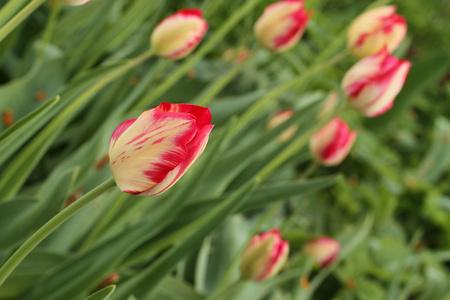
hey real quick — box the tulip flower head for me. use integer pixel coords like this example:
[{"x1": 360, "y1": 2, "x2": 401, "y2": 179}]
[
  {"x1": 303, "y1": 237, "x2": 341, "y2": 267},
  {"x1": 240, "y1": 229, "x2": 289, "y2": 281},
  {"x1": 347, "y1": 6, "x2": 407, "y2": 58},
  {"x1": 254, "y1": 0, "x2": 310, "y2": 52},
  {"x1": 109, "y1": 102, "x2": 213, "y2": 196},
  {"x1": 151, "y1": 9, "x2": 208, "y2": 60},
  {"x1": 266, "y1": 109, "x2": 298, "y2": 142},
  {"x1": 342, "y1": 48, "x2": 411, "y2": 117},
  {"x1": 61, "y1": 0, "x2": 91, "y2": 5},
  {"x1": 310, "y1": 118, "x2": 357, "y2": 166}
]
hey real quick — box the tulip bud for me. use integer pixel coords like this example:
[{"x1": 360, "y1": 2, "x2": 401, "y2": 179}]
[
  {"x1": 240, "y1": 229, "x2": 289, "y2": 281},
  {"x1": 347, "y1": 6, "x2": 407, "y2": 58},
  {"x1": 109, "y1": 102, "x2": 213, "y2": 196},
  {"x1": 303, "y1": 237, "x2": 341, "y2": 267},
  {"x1": 316, "y1": 91, "x2": 339, "y2": 120},
  {"x1": 266, "y1": 109, "x2": 297, "y2": 142},
  {"x1": 341, "y1": 48, "x2": 411, "y2": 117},
  {"x1": 310, "y1": 118, "x2": 357, "y2": 166},
  {"x1": 254, "y1": 0, "x2": 310, "y2": 52},
  {"x1": 60, "y1": 0, "x2": 91, "y2": 5},
  {"x1": 151, "y1": 9, "x2": 208, "y2": 60}
]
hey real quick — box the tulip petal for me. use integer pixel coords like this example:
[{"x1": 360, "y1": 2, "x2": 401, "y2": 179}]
[
  {"x1": 151, "y1": 9, "x2": 208, "y2": 60},
  {"x1": 157, "y1": 102, "x2": 212, "y2": 128},
  {"x1": 109, "y1": 109, "x2": 197, "y2": 194},
  {"x1": 141, "y1": 123, "x2": 214, "y2": 196}
]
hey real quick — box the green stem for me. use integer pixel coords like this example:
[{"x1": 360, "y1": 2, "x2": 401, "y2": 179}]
[
  {"x1": 0, "y1": 177, "x2": 116, "y2": 287},
  {"x1": 132, "y1": 0, "x2": 264, "y2": 111},
  {"x1": 0, "y1": 0, "x2": 28, "y2": 27},
  {"x1": 0, "y1": 0, "x2": 47, "y2": 43},
  {"x1": 37, "y1": 0, "x2": 61, "y2": 61},
  {"x1": 300, "y1": 162, "x2": 319, "y2": 180}
]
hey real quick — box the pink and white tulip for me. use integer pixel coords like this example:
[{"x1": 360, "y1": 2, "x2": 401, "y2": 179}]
[
  {"x1": 342, "y1": 48, "x2": 411, "y2": 117},
  {"x1": 347, "y1": 6, "x2": 407, "y2": 58},
  {"x1": 310, "y1": 118, "x2": 357, "y2": 166},
  {"x1": 109, "y1": 102, "x2": 213, "y2": 196},
  {"x1": 266, "y1": 109, "x2": 298, "y2": 142},
  {"x1": 151, "y1": 9, "x2": 208, "y2": 60},
  {"x1": 303, "y1": 237, "x2": 341, "y2": 267},
  {"x1": 254, "y1": 0, "x2": 310, "y2": 52},
  {"x1": 61, "y1": 0, "x2": 91, "y2": 5},
  {"x1": 240, "y1": 229, "x2": 289, "y2": 281}
]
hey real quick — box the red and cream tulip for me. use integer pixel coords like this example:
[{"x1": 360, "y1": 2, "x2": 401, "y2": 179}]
[
  {"x1": 310, "y1": 118, "x2": 357, "y2": 166},
  {"x1": 109, "y1": 102, "x2": 213, "y2": 196},
  {"x1": 151, "y1": 9, "x2": 208, "y2": 60},
  {"x1": 347, "y1": 6, "x2": 407, "y2": 58},
  {"x1": 303, "y1": 237, "x2": 341, "y2": 267},
  {"x1": 342, "y1": 48, "x2": 411, "y2": 117},
  {"x1": 254, "y1": 0, "x2": 310, "y2": 52},
  {"x1": 61, "y1": 0, "x2": 91, "y2": 5},
  {"x1": 240, "y1": 229, "x2": 289, "y2": 281},
  {"x1": 266, "y1": 109, "x2": 298, "y2": 142}
]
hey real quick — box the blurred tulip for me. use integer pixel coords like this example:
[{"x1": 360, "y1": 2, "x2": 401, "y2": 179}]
[
  {"x1": 61, "y1": 0, "x2": 91, "y2": 5},
  {"x1": 310, "y1": 118, "x2": 357, "y2": 166},
  {"x1": 303, "y1": 237, "x2": 341, "y2": 267},
  {"x1": 266, "y1": 109, "x2": 298, "y2": 142},
  {"x1": 347, "y1": 6, "x2": 407, "y2": 58},
  {"x1": 151, "y1": 9, "x2": 208, "y2": 60},
  {"x1": 240, "y1": 229, "x2": 289, "y2": 281},
  {"x1": 109, "y1": 102, "x2": 213, "y2": 196},
  {"x1": 254, "y1": 0, "x2": 310, "y2": 52},
  {"x1": 316, "y1": 91, "x2": 339, "y2": 120},
  {"x1": 342, "y1": 48, "x2": 411, "y2": 117}
]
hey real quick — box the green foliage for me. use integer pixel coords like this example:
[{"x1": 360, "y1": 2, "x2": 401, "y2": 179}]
[{"x1": 0, "y1": 0, "x2": 449, "y2": 299}]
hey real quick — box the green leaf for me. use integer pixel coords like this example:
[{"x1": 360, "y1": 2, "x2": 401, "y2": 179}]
[
  {"x1": 155, "y1": 276, "x2": 206, "y2": 300},
  {"x1": 0, "y1": 95, "x2": 59, "y2": 168},
  {"x1": 113, "y1": 179, "x2": 259, "y2": 299},
  {"x1": 416, "y1": 117, "x2": 450, "y2": 183},
  {"x1": 82, "y1": 285, "x2": 116, "y2": 300}
]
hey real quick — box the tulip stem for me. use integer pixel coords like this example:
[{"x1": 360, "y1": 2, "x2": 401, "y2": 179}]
[
  {"x1": 0, "y1": 0, "x2": 47, "y2": 43},
  {"x1": 300, "y1": 162, "x2": 319, "y2": 179},
  {"x1": 0, "y1": 177, "x2": 117, "y2": 287}
]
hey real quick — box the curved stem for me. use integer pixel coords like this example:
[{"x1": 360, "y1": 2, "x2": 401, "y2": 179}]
[
  {"x1": 0, "y1": 0, "x2": 47, "y2": 43},
  {"x1": 0, "y1": 177, "x2": 116, "y2": 287}
]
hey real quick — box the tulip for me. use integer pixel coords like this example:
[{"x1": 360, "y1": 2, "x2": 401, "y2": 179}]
[
  {"x1": 347, "y1": 6, "x2": 407, "y2": 58},
  {"x1": 109, "y1": 102, "x2": 213, "y2": 196},
  {"x1": 266, "y1": 109, "x2": 297, "y2": 142},
  {"x1": 310, "y1": 118, "x2": 357, "y2": 166},
  {"x1": 61, "y1": 0, "x2": 91, "y2": 5},
  {"x1": 316, "y1": 91, "x2": 339, "y2": 120},
  {"x1": 240, "y1": 229, "x2": 289, "y2": 281},
  {"x1": 303, "y1": 237, "x2": 341, "y2": 267},
  {"x1": 342, "y1": 48, "x2": 411, "y2": 117},
  {"x1": 151, "y1": 9, "x2": 208, "y2": 60},
  {"x1": 254, "y1": 0, "x2": 310, "y2": 52}
]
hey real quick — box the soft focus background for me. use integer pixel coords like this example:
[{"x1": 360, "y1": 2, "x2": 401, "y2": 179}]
[{"x1": 0, "y1": 0, "x2": 449, "y2": 299}]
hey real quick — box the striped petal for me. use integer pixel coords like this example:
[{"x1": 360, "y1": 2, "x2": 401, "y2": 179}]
[{"x1": 109, "y1": 109, "x2": 197, "y2": 194}]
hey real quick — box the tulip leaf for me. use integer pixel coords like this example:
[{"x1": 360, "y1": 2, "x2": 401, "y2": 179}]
[
  {"x1": 0, "y1": 95, "x2": 59, "y2": 168},
  {"x1": 416, "y1": 117, "x2": 450, "y2": 184},
  {"x1": 366, "y1": 50, "x2": 450, "y2": 129},
  {"x1": 0, "y1": 250, "x2": 69, "y2": 299},
  {"x1": 0, "y1": 60, "x2": 134, "y2": 201},
  {"x1": 82, "y1": 285, "x2": 116, "y2": 300},
  {"x1": 113, "y1": 178, "x2": 259, "y2": 299}
]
